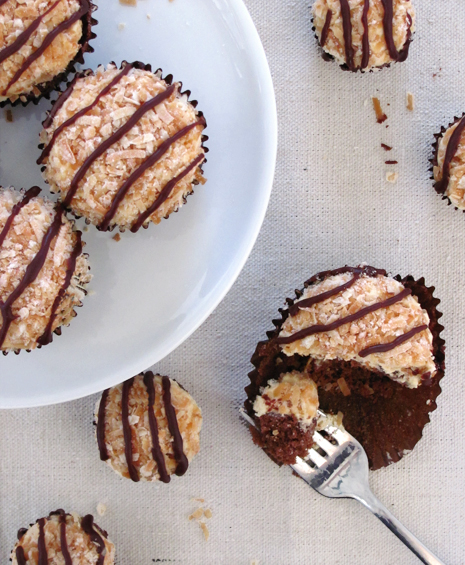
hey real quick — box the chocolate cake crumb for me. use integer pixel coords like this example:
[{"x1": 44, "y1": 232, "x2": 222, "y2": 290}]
[
  {"x1": 372, "y1": 97, "x2": 387, "y2": 124},
  {"x1": 5, "y1": 109, "x2": 13, "y2": 122},
  {"x1": 407, "y1": 92, "x2": 415, "y2": 111},
  {"x1": 385, "y1": 160, "x2": 398, "y2": 165},
  {"x1": 381, "y1": 143, "x2": 392, "y2": 151}
]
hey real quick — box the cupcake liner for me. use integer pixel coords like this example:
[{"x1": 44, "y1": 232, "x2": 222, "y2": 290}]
[
  {"x1": 0, "y1": 0, "x2": 98, "y2": 108},
  {"x1": 245, "y1": 266, "x2": 445, "y2": 471},
  {"x1": 39, "y1": 61, "x2": 208, "y2": 233},
  {"x1": 430, "y1": 113, "x2": 465, "y2": 213}
]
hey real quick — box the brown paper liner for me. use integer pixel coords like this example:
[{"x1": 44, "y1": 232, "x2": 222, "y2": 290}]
[
  {"x1": 0, "y1": 0, "x2": 98, "y2": 108},
  {"x1": 430, "y1": 114, "x2": 465, "y2": 213},
  {"x1": 39, "y1": 61, "x2": 208, "y2": 233},
  {"x1": 245, "y1": 266, "x2": 445, "y2": 470}
]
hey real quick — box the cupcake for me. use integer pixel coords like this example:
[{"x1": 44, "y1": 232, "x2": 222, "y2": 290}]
[
  {"x1": 38, "y1": 62, "x2": 208, "y2": 233},
  {"x1": 0, "y1": 0, "x2": 96, "y2": 106},
  {"x1": 312, "y1": 0, "x2": 415, "y2": 71},
  {"x1": 95, "y1": 372, "x2": 202, "y2": 483},
  {"x1": 245, "y1": 265, "x2": 445, "y2": 469},
  {"x1": 12, "y1": 509, "x2": 115, "y2": 565},
  {"x1": 432, "y1": 115, "x2": 465, "y2": 211},
  {"x1": 0, "y1": 186, "x2": 91, "y2": 353}
]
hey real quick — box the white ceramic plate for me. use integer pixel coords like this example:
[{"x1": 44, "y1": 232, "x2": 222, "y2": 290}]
[{"x1": 0, "y1": 0, "x2": 277, "y2": 408}]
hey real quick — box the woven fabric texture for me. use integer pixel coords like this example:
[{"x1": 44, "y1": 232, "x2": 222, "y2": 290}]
[{"x1": 1, "y1": 0, "x2": 464, "y2": 563}]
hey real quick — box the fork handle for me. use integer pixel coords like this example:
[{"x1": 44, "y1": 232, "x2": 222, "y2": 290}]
[{"x1": 354, "y1": 490, "x2": 446, "y2": 565}]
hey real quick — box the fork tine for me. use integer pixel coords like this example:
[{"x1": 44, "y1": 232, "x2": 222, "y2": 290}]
[
  {"x1": 312, "y1": 430, "x2": 338, "y2": 455},
  {"x1": 306, "y1": 447, "x2": 327, "y2": 467}
]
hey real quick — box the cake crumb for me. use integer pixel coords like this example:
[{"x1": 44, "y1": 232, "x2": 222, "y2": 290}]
[
  {"x1": 112, "y1": 233, "x2": 121, "y2": 242},
  {"x1": 250, "y1": 561, "x2": 260, "y2": 565},
  {"x1": 371, "y1": 96, "x2": 387, "y2": 124},
  {"x1": 386, "y1": 171, "x2": 398, "y2": 183},
  {"x1": 406, "y1": 92, "x2": 414, "y2": 111},
  {"x1": 5, "y1": 109, "x2": 13, "y2": 122},
  {"x1": 120, "y1": 0, "x2": 136, "y2": 5},
  {"x1": 146, "y1": 13, "x2": 151, "y2": 19},
  {"x1": 337, "y1": 377, "x2": 351, "y2": 397},
  {"x1": 96, "y1": 503, "x2": 107, "y2": 516},
  {"x1": 117, "y1": 23, "x2": 126, "y2": 30},
  {"x1": 204, "y1": 508, "x2": 212, "y2": 519},
  {"x1": 381, "y1": 143, "x2": 392, "y2": 151},
  {"x1": 191, "y1": 498, "x2": 205, "y2": 503},
  {"x1": 199, "y1": 522, "x2": 209, "y2": 541},
  {"x1": 189, "y1": 508, "x2": 204, "y2": 521}
]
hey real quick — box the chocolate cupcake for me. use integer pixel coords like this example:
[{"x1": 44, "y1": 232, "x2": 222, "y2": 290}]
[
  {"x1": 38, "y1": 62, "x2": 207, "y2": 233},
  {"x1": 12, "y1": 509, "x2": 115, "y2": 564},
  {"x1": 245, "y1": 266, "x2": 445, "y2": 470},
  {"x1": 0, "y1": 186, "x2": 91, "y2": 353},
  {"x1": 0, "y1": 0, "x2": 96, "y2": 107},
  {"x1": 312, "y1": 0, "x2": 415, "y2": 71},
  {"x1": 432, "y1": 115, "x2": 465, "y2": 211},
  {"x1": 95, "y1": 372, "x2": 202, "y2": 483}
]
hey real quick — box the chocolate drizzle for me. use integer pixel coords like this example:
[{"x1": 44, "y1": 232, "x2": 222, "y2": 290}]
[
  {"x1": 143, "y1": 372, "x2": 170, "y2": 483},
  {"x1": 359, "y1": 324, "x2": 428, "y2": 358},
  {"x1": 15, "y1": 547, "x2": 26, "y2": 565},
  {"x1": 38, "y1": 63, "x2": 134, "y2": 164},
  {"x1": 0, "y1": 0, "x2": 62, "y2": 67},
  {"x1": 17, "y1": 528, "x2": 27, "y2": 540},
  {"x1": 122, "y1": 377, "x2": 139, "y2": 482},
  {"x1": 289, "y1": 273, "x2": 359, "y2": 317},
  {"x1": 98, "y1": 118, "x2": 205, "y2": 231},
  {"x1": 434, "y1": 116, "x2": 465, "y2": 195},
  {"x1": 37, "y1": 231, "x2": 82, "y2": 346},
  {"x1": 81, "y1": 515, "x2": 106, "y2": 565},
  {"x1": 360, "y1": 0, "x2": 370, "y2": 69},
  {"x1": 97, "y1": 388, "x2": 110, "y2": 461},
  {"x1": 0, "y1": 208, "x2": 64, "y2": 349},
  {"x1": 276, "y1": 287, "x2": 412, "y2": 345},
  {"x1": 60, "y1": 514, "x2": 72, "y2": 565},
  {"x1": 339, "y1": 0, "x2": 354, "y2": 71},
  {"x1": 162, "y1": 376, "x2": 188, "y2": 476},
  {"x1": 131, "y1": 153, "x2": 205, "y2": 233},
  {"x1": 62, "y1": 83, "x2": 176, "y2": 207},
  {"x1": 2, "y1": 0, "x2": 90, "y2": 96},
  {"x1": 0, "y1": 186, "x2": 40, "y2": 248},
  {"x1": 43, "y1": 76, "x2": 79, "y2": 129},
  {"x1": 380, "y1": 0, "x2": 412, "y2": 62},
  {"x1": 38, "y1": 518, "x2": 47, "y2": 565},
  {"x1": 320, "y1": 10, "x2": 332, "y2": 47}
]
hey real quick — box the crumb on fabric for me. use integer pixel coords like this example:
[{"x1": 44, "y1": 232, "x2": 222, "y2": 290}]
[
  {"x1": 147, "y1": 13, "x2": 151, "y2": 18},
  {"x1": 381, "y1": 143, "x2": 392, "y2": 151},
  {"x1": 117, "y1": 23, "x2": 126, "y2": 30},
  {"x1": 199, "y1": 522, "x2": 209, "y2": 541},
  {"x1": 385, "y1": 160, "x2": 398, "y2": 165},
  {"x1": 5, "y1": 109, "x2": 13, "y2": 122},
  {"x1": 112, "y1": 233, "x2": 121, "y2": 242},
  {"x1": 189, "y1": 499, "x2": 213, "y2": 541},
  {"x1": 406, "y1": 92, "x2": 414, "y2": 111},
  {"x1": 372, "y1": 97, "x2": 387, "y2": 124},
  {"x1": 120, "y1": 0, "x2": 137, "y2": 5},
  {"x1": 386, "y1": 171, "x2": 398, "y2": 183},
  {"x1": 96, "y1": 503, "x2": 107, "y2": 516}
]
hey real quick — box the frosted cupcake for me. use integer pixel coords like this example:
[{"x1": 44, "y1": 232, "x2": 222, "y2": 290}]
[
  {"x1": 12, "y1": 510, "x2": 115, "y2": 565},
  {"x1": 38, "y1": 62, "x2": 207, "y2": 232},
  {"x1": 246, "y1": 265, "x2": 445, "y2": 469},
  {"x1": 312, "y1": 0, "x2": 415, "y2": 71},
  {"x1": 0, "y1": 186, "x2": 91, "y2": 353},
  {"x1": 0, "y1": 0, "x2": 96, "y2": 106},
  {"x1": 95, "y1": 372, "x2": 202, "y2": 483}
]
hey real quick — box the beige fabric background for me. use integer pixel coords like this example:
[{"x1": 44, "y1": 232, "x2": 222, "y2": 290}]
[{"x1": 1, "y1": 0, "x2": 465, "y2": 563}]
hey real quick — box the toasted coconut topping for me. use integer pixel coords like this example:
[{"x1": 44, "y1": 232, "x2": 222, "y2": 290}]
[
  {"x1": 0, "y1": 187, "x2": 90, "y2": 351},
  {"x1": 0, "y1": 0, "x2": 85, "y2": 101},
  {"x1": 278, "y1": 272, "x2": 436, "y2": 388},
  {"x1": 313, "y1": 0, "x2": 415, "y2": 71},
  {"x1": 95, "y1": 374, "x2": 202, "y2": 482},
  {"x1": 40, "y1": 63, "x2": 206, "y2": 231},
  {"x1": 253, "y1": 371, "x2": 319, "y2": 427},
  {"x1": 11, "y1": 511, "x2": 115, "y2": 565},
  {"x1": 434, "y1": 119, "x2": 465, "y2": 210}
]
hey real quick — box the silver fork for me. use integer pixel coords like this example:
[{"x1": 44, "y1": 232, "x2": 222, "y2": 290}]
[{"x1": 240, "y1": 408, "x2": 445, "y2": 565}]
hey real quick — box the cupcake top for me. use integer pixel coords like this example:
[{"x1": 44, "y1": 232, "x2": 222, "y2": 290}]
[
  {"x1": 0, "y1": 186, "x2": 90, "y2": 352},
  {"x1": 12, "y1": 510, "x2": 115, "y2": 565},
  {"x1": 276, "y1": 266, "x2": 435, "y2": 388},
  {"x1": 433, "y1": 116, "x2": 465, "y2": 210},
  {"x1": 312, "y1": 0, "x2": 415, "y2": 71},
  {"x1": 0, "y1": 0, "x2": 93, "y2": 105},
  {"x1": 39, "y1": 62, "x2": 207, "y2": 232},
  {"x1": 95, "y1": 372, "x2": 202, "y2": 483}
]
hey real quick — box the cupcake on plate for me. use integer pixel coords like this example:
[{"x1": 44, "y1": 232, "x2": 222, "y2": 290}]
[
  {"x1": 12, "y1": 509, "x2": 115, "y2": 565},
  {"x1": 312, "y1": 0, "x2": 415, "y2": 71},
  {"x1": 0, "y1": 186, "x2": 91, "y2": 353},
  {"x1": 38, "y1": 62, "x2": 208, "y2": 233},
  {"x1": 95, "y1": 372, "x2": 202, "y2": 483},
  {"x1": 245, "y1": 265, "x2": 445, "y2": 469},
  {"x1": 0, "y1": 0, "x2": 96, "y2": 106},
  {"x1": 432, "y1": 114, "x2": 465, "y2": 211}
]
